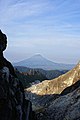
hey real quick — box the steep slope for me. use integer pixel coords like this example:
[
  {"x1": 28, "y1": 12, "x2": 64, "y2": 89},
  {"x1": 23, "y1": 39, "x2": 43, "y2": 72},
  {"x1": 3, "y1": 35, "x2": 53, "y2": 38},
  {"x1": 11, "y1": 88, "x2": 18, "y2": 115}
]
[
  {"x1": 25, "y1": 62, "x2": 80, "y2": 120},
  {"x1": 25, "y1": 62, "x2": 80, "y2": 112},
  {"x1": 26, "y1": 62, "x2": 80, "y2": 95},
  {"x1": 13, "y1": 54, "x2": 74, "y2": 70}
]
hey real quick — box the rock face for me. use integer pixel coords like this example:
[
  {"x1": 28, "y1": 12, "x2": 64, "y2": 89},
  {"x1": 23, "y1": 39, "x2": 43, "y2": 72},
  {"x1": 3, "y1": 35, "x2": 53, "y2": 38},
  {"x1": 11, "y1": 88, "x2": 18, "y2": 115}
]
[
  {"x1": 36, "y1": 82, "x2": 80, "y2": 120},
  {"x1": 0, "y1": 30, "x2": 33, "y2": 120}
]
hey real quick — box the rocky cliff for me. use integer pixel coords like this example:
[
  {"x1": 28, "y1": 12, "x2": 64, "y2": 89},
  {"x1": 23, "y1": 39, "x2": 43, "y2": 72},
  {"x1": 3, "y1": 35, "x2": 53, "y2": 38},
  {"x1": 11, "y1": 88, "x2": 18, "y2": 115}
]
[{"x1": 0, "y1": 30, "x2": 34, "y2": 120}]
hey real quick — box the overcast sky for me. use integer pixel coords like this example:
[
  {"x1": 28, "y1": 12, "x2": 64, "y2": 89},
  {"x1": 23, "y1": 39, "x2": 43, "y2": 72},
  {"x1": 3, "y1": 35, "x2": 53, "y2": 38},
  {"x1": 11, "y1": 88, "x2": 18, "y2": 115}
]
[{"x1": 0, "y1": 0, "x2": 80, "y2": 64}]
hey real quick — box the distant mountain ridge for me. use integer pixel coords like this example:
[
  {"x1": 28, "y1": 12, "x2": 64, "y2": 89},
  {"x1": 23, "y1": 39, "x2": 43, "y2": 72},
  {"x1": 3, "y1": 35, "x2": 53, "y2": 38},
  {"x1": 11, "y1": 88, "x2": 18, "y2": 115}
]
[
  {"x1": 15, "y1": 66, "x2": 68, "y2": 80},
  {"x1": 13, "y1": 54, "x2": 75, "y2": 70}
]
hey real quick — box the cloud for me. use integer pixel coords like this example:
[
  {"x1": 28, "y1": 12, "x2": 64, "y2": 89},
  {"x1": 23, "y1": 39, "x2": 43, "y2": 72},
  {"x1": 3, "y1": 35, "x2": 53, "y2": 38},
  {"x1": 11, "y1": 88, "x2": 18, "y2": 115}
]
[{"x1": 0, "y1": 0, "x2": 51, "y2": 24}]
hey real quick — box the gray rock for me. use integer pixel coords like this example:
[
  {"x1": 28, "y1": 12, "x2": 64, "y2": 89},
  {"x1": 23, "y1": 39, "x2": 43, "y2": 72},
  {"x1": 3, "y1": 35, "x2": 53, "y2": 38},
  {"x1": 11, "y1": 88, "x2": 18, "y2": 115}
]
[{"x1": 37, "y1": 86, "x2": 80, "y2": 120}]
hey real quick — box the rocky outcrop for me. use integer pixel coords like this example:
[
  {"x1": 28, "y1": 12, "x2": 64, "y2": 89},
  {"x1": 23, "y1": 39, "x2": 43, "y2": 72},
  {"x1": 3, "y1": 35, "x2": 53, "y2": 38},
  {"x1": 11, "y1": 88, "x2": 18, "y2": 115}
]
[
  {"x1": 61, "y1": 79, "x2": 80, "y2": 95},
  {"x1": 0, "y1": 30, "x2": 33, "y2": 120}
]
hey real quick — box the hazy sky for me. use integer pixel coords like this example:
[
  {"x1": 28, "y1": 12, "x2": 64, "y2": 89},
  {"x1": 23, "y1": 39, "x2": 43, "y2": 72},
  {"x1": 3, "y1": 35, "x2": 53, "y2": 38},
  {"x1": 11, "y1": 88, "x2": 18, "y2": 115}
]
[{"x1": 0, "y1": 0, "x2": 80, "y2": 64}]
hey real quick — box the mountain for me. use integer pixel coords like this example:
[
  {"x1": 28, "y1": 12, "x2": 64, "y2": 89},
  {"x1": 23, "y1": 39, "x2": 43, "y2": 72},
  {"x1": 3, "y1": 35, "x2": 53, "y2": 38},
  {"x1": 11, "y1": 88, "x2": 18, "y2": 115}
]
[
  {"x1": 25, "y1": 62, "x2": 80, "y2": 110},
  {"x1": 25, "y1": 62, "x2": 80, "y2": 120},
  {"x1": 26, "y1": 62, "x2": 80, "y2": 95},
  {"x1": 13, "y1": 54, "x2": 75, "y2": 70}
]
